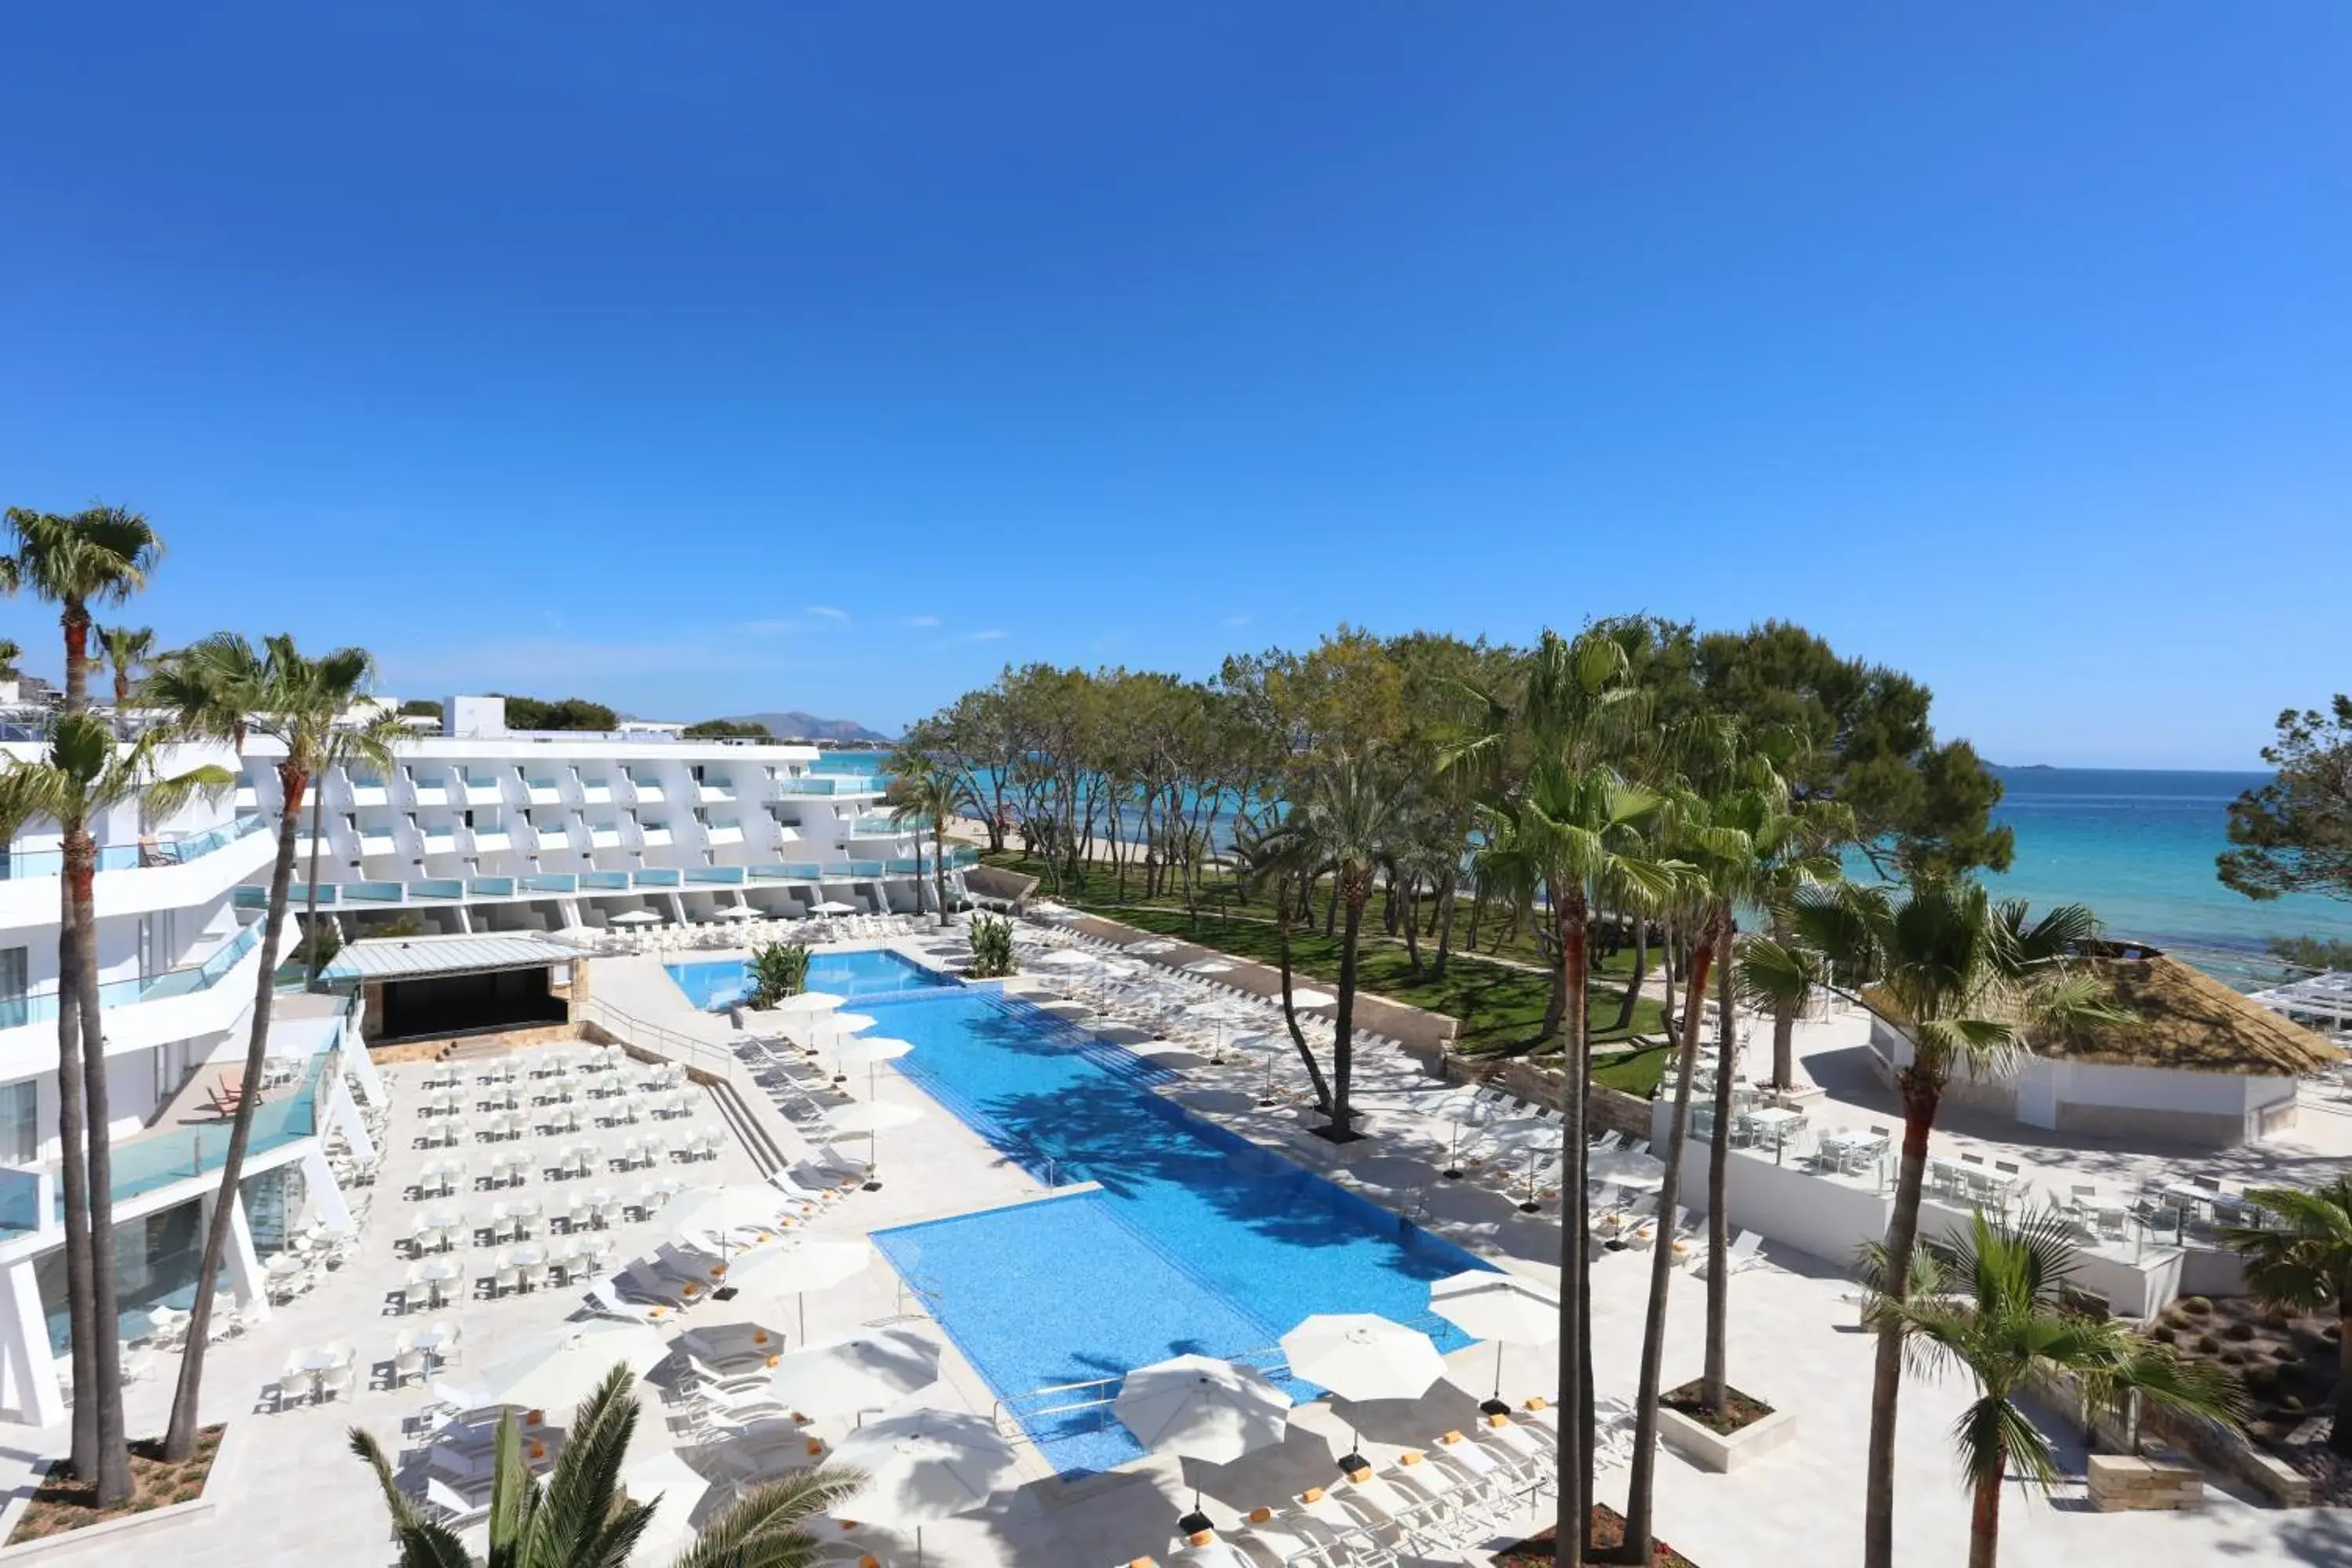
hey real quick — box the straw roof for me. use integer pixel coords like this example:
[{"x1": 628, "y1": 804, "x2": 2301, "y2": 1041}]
[{"x1": 1867, "y1": 953, "x2": 2341, "y2": 1078}]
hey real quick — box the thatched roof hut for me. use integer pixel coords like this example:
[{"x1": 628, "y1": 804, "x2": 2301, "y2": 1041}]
[{"x1": 1868, "y1": 949, "x2": 2341, "y2": 1078}]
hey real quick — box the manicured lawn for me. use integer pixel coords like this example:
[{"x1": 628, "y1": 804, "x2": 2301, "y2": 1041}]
[{"x1": 985, "y1": 851, "x2": 1667, "y2": 1080}]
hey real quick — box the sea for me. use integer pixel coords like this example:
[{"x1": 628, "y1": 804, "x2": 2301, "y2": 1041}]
[{"x1": 818, "y1": 751, "x2": 2351, "y2": 987}]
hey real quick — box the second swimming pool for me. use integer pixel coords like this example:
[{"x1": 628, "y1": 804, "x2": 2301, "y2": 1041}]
[{"x1": 865, "y1": 987, "x2": 1490, "y2": 1473}]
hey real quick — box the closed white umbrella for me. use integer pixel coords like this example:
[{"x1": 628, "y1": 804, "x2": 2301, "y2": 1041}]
[
  {"x1": 768, "y1": 1327, "x2": 941, "y2": 1417},
  {"x1": 1185, "y1": 999, "x2": 1258, "y2": 1063},
  {"x1": 812, "y1": 900, "x2": 858, "y2": 916},
  {"x1": 1287, "y1": 989, "x2": 1337, "y2": 1010},
  {"x1": 1184, "y1": 958, "x2": 1236, "y2": 975},
  {"x1": 1227, "y1": 1032, "x2": 1289, "y2": 1105},
  {"x1": 821, "y1": 1409, "x2": 1021, "y2": 1565},
  {"x1": 1032, "y1": 949, "x2": 1101, "y2": 970},
  {"x1": 455, "y1": 1320, "x2": 672, "y2": 1415},
  {"x1": 1279, "y1": 1312, "x2": 1446, "y2": 1468},
  {"x1": 1430, "y1": 1269, "x2": 1561, "y2": 1414},
  {"x1": 1114, "y1": 1355, "x2": 1292, "y2": 1531}
]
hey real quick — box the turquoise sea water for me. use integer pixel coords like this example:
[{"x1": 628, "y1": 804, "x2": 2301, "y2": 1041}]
[{"x1": 1974, "y1": 768, "x2": 2352, "y2": 978}]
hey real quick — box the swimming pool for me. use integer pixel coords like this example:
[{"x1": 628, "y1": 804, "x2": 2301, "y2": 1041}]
[
  {"x1": 665, "y1": 949, "x2": 953, "y2": 1010},
  {"x1": 864, "y1": 988, "x2": 1492, "y2": 1473}
]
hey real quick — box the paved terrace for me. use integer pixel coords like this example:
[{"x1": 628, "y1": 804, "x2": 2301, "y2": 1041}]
[{"x1": 2, "y1": 929, "x2": 2343, "y2": 1567}]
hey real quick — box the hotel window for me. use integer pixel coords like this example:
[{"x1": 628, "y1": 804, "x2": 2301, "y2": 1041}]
[{"x1": 0, "y1": 1080, "x2": 34, "y2": 1164}]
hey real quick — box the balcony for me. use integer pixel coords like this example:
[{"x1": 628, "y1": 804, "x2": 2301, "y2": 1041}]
[
  {"x1": 1, "y1": 814, "x2": 269, "y2": 880},
  {"x1": 470, "y1": 827, "x2": 513, "y2": 853},
  {"x1": 460, "y1": 779, "x2": 503, "y2": 807},
  {"x1": 526, "y1": 779, "x2": 563, "y2": 806},
  {"x1": 534, "y1": 826, "x2": 571, "y2": 850},
  {"x1": 0, "y1": 920, "x2": 264, "y2": 1028},
  {"x1": 695, "y1": 779, "x2": 736, "y2": 804},
  {"x1": 775, "y1": 778, "x2": 845, "y2": 797},
  {"x1": 848, "y1": 815, "x2": 922, "y2": 837},
  {"x1": 640, "y1": 825, "x2": 673, "y2": 848},
  {"x1": 588, "y1": 822, "x2": 622, "y2": 849},
  {"x1": 705, "y1": 821, "x2": 745, "y2": 847},
  {"x1": 579, "y1": 781, "x2": 615, "y2": 806},
  {"x1": 347, "y1": 780, "x2": 390, "y2": 808},
  {"x1": 629, "y1": 779, "x2": 666, "y2": 804},
  {"x1": 357, "y1": 828, "x2": 398, "y2": 858},
  {"x1": 419, "y1": 827, "x2": 459, "y2": 855},
  {"x1": 410, "y1": 779, "x2": 451, "y2": 807}
]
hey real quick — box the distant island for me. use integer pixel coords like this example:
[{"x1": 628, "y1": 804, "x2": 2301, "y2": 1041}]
[{"x1": 724, "y1": 710, "x2": 895, "y2": 744}]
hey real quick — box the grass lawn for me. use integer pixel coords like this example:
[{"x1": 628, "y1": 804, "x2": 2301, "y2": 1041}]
[{"x1": 985, "y1": 851, "x2": 1669, "y2": 1091}]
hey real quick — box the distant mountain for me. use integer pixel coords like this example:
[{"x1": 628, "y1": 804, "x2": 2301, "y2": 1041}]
[{"x1": 728, "y1": 710, "x2": 895, "y2": 744}]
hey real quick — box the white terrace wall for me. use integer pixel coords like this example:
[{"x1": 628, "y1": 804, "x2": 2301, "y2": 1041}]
[{"x1": 1866, "y1": 1014, "x2": 2291, "y2": 1149}]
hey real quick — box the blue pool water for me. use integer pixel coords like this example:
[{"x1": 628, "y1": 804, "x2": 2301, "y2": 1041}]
[
  {"x1": 665, "y1": 949, "x2": 953, "y2": 1009},
  {"x1": 864, "y1": 987, "x2": 1492, "y2": 1474}
]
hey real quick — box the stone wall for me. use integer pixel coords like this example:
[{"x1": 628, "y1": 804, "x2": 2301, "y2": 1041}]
[{"x1": 2087, "y1": 1454, "x2": 2202, "y2": 1512}]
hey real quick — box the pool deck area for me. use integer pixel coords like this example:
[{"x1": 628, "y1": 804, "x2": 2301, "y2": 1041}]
[{"x1": 3, "y1": 923, "x2": 2345, "y2": 1566}]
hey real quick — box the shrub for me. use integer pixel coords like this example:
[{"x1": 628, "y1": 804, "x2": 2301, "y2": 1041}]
[
  {"x1": 2219, "y1": 1348, "x2": 2246, "y2": 1366},
  {"x1": 746, "y1": 942, "x2": 811, "y2": 1009},
  {"x1": 2282, "y1": 1394, "x2": 2305, "y2": 1414},
  {"x1": 2224, "y1": 1321, "x2": 2256, "y2": 1341},
  {"x1": 2264, "y1": 1306, "x2": 2296, "y2": 1329},
  {"x1": 2243, "y1": 1363, "x2": 2278, "y2": 1392},
  {"x1": 2180, "y1": 1296, "x2": 2212, "y2": 1316},
  {"x1": 2151, "y1": 1324, "x2": 2176, "y2": 1344},
  {"x1": 2274, "y1": 1345, "x2": 2303, "y2": 1365},
  {"x1": 2325, "y1": 1324, "x2": 2343, "y2": 1345},
  {"x1": 2196, "y1": 1334, "x2": 2221, "y2": 1355},
  {"x1": 967, "y1": 914, "x2": 1018, "y2": 979}
]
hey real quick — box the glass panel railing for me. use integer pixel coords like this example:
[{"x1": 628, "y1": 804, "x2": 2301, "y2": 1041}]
[
  {"x1": 285, "y1": 884, "x2": 339, "y2": 906},
  {"x1": 519, "y1": 874, "x2": 576, "y2": 893},
  {"x1": 771, "y1": 862, "x2": 827, "y2": 879},
  {"x1": 579, "y1": 871, "x2": 630, "y2": 890},
  {"x1": 0, "y1": 813, "x2": 270, "y2": 879},
  {"x1": 408, "y1": 879, "x2": 465, "y2": 899},
  {"x1": 684, "y1": 866, "x2": 744, "y2": 884},
  {"x1": 848, "y1": 816, "x2": 921, "y2": 835},
  {"x1": 948, "y1": 846, "x2": 979, "y2": 868},
  {"x1": 234, "y1": 886, "x2": 269, "y2": 909},
  {"x1": 0, "y1": 921, "x2": 264, "y2": 1025},
  {"x1": 345, "y1": 881, "x2": 406, "y2": 903},
  {"x1": 840, "y1": 860, "x2": 885, "y2": 877},
  {"x1": 633, "y1": 869, "x2": 681, "y2": 887},
  {"x1": 102, "y1": 1044, "x2": 336, "y2": 1207},
  {"x1": 468, "y1": 877, "x2": 515, "y2": 896},
  {"x1": 774, "y1": 779, "x2": 841, "y2": 797}
]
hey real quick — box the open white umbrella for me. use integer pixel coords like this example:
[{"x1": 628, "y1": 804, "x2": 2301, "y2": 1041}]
[
  {"x1": 1430, "y1": 1269, "x2": 1560, "y2": 1413},
  {"x1": 768, "y1": 991, "x2": 848, "y2": 1016},
  {"x1": 1031, "y1": 949, "x2": 1101, "y2": 970},
  {"x1": 734, "y1": 1235, "x2": 872, "y2": 1341},
  {"x1": 713, "y1": 905, "x2": 758, "y2": 922},
  {"x1": 1184, "y1": 958, "x2": 1236, "y2": 975},
  {"x1": 453, "y1": 1320, "x2": 672, "y2": 1414},
  {"x1": 619, "y1": 1448, "x2": 711, "y2": 1563},
  {"x1": 821, "y1": 1098, "x2": 923, "y2": 1189},
  {"x1": 821, "y1": 1408, "x2": 1021, "y2": 1565},
  {"x1": 665, "y1": 1184, "x2": 790, "y2": 1257},
  {"x1": 811, "y1": 900, "x2": 858, "y2": 916},
  {"x1": 1125, "y1": 938, "x2": 1181, "y2": 956},
  {"x1": 1114, "y1": 1355, "x2": 1292, "y2": 1530},
  {"x1": 612, "y1": 909, "x2": 663, "y2": 927},
  {"x1": 832, "y1": 1035, "x2": 913, "y2": 1068},
  {"x1": 1279, "y1": 1312, "x2": 1446, "y2": 1468},
  {"x1": 768, "y1": 1327, "x2": 941, "y2": 1418}
]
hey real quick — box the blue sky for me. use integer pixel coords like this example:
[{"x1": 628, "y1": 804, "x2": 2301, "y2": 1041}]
[{"x1": 2, "y1": 4, "x2": 2343, "y2": 766}]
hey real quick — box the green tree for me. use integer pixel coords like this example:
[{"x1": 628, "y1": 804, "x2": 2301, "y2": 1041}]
[
  {"x1": 887, "y1": 751, "x2": 962, "y2": 929},
  {"x1": 684, "y1": 718, "x2": 773, "y2": 739},
  {"x1": 495, "y1": 694, "x2": 619, "y2": 731},
  {"x1": 2219, "y1": 695, "x2": 2352, "y2": 905},
  {"x1": 397, "y1": 698, "x2": 442, "y2": 719},
  {"x1": 746, "y1": 942, "x2": 811, "y2": 1008},
  {"x1": 1, "y1": 503, "x2": 165, "y2": 1503},
  {"x1": 2225, "y1": 1176, "x2": 2352, "y2": 1454},
  {"x1": 11, "y1": 716, "x2": 228, "y2": 1500},
  {"x1": 350, "y1": 1363, "x2": 862, "y2": 1568},
  {"x1": 1887, "y1": 1213, "x2": 2240, "y2": 1568},
  {"x1": 146, "y1": 633, "x2": 406, "y2": 1458},
  {"x1": 1756, "y1": 881, "x2": 2122, "y2": 1568},
  {"x1": 0, "y1": 637, "x2": 20, "y2": 682},
  {"x1": 96, "y1": 624, "x2": 158, "y2": 719}
]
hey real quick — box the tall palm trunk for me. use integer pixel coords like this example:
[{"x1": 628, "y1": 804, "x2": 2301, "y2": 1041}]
[
  {"x1": 1966, "y1": 1459, "x2": 2003, "y2": 1568},
  {"x1": 1864, "y1": 1065, "x2": 1944, "y2": 1568},
  {"x1": 1614, "y1": 928, "x2": 1716, "y2": 1564},
  {"x1": 1703, "y1": 912, "x2": 1737, "y2": 1410},
  {"x1": 1552, "y1": 886, "x2": 1593, "y2": 1568},
  {"x1": 1768, "y1": 910, "x2": 1798, "y2": 1089},
  {"x1": 2336, "y1": 1291, "x2": 2352, "y2": 1453},
  {"x1": 1272, "y1": 891, "x2": 1334, "y2": 1115},
  {"x1": 931, "y1": 822, "x2": 949, "y2": 929},
  {"x1": 1399, "y1": 877, "x2": 1421, "y2": 972},
  {"x1": 1328, "y1": 872, "x2": 1367, "y2": 1138},
  {"x1": 1610, "y1": 921, "x2": 1646, "y2": 1033},
  {"x1": 67, "y1": 831, "x2": 129, "y2": 1504},
  {"x1": 166, "y1": 766, "x2": 307, "y2": 1458},
  {"x1": 302, "y1": 782, "x2": 328, "y2": 990},
  {"x1": 1430, "y1": 875, "x2": 1457, "y2": 981},
  {"x1": 53, "y1": 884, "x2": 98, "y2": 1483}
]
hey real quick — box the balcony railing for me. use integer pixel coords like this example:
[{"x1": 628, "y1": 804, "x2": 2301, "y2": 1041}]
[
  {"x1": 239, "y1": 844, "x2": 981, "y2": 910},
  {"x1": 848, "y1": 815, "x2": 923, "y2": 836},
  {"x1": 0, "y1": 920, "x2": 264, "y2": 1028},
  {"x1": 0, "y1": 813, "x2": 269, "y2": 880}
]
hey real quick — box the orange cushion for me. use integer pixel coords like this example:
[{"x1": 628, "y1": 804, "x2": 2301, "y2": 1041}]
[
  {"x1": 1247, "y1": 1506, "x2": 1273, "y2": 1524},
  {"x1": 1440, "y1": 1430, "x2": 1464, "y2": 1445},
  {"x1": 1399, "y1": 1450, "x2": 1424, "y2": 1465},
  {"x1": 1300, "y1": 1486, "x2": 1323, "y2": 1504},
  {"x1": 1523, "y1": 1396, "x2": 1549, "y2": 1412}
]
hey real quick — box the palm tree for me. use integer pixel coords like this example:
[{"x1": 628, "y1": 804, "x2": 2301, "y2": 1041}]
[
  {"x1": 147, "y1": 633, "x2": 405, "y2": 1459},
  {"x1": 0, "y1": 637, "x2": 21, "y2": 683},
  {"x1": 1445, "y1": 629, "x2": 1668, "y2": 1568},
  {"x1": 1755, "y1": 879, "x2": 2122, "y2": 1568},
  {"x1": 2225, "y1": 1177, "x2": 2352, "y2": 1453},
  {"x1": 1254, "y1": 746, "x2": 1412, "y2": 1140},
  {"x1": 1886, "y1": 1212, "x2": 2240, "y2": 1568},
  {"x1": 1, "y1": 503, "x2": 164, "y2": 1502},
  {"x1": 1229, "y1": 813, "x2": 1339, "y2": 1120},
  {"x1": 96, "y1": 625, "x2": 158, "y2": 725},
  {"x1": 887, "y1": 753, "x2": 962, "y2": 929},
  {"x1": 10, "y1": 715, "x2": 229, "y2": 1502},
  {"x1": 350, "y1": 1363, "x2": 862, "y2": 1568}
]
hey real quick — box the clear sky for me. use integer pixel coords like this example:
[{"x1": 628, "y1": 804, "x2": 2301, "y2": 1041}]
[{"x1": 2, "y1": 4, "x2": 2344, "y2": 765}]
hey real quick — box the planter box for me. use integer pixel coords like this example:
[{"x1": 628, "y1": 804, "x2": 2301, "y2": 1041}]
[
  {"x1": 0, "y1": 1424, "x2": 243, "y2": 1562},
  {"x1": 1657, "y1": 1400, "x2": 1797, "y2": 1472},
  {"x1": 2088, "y1": 1454, "x2": 2203, "y2": 1512}
]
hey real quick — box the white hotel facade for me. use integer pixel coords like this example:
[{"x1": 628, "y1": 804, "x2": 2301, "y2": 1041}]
[
  {"x1": 235, "y1": 695, "x2": 970, "y2": 943},
  {"x1": 0, "y1": 694, "x2": 958, "y2": 1427}
]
